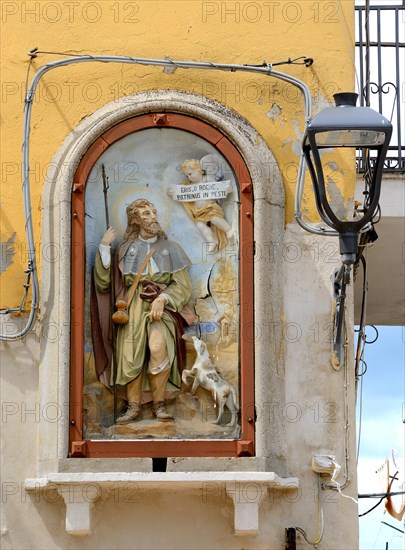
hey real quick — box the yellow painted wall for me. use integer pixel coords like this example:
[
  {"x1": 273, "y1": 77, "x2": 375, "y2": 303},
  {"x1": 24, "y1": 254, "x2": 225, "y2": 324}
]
[{"x1": 0, "y1": 0, "x2": 355, "y2": 308}]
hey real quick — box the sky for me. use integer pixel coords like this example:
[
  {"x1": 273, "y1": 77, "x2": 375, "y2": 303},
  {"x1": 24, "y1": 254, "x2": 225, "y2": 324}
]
[{"x1": 356, "y1": 325, "x2": 404, "y2": 550}]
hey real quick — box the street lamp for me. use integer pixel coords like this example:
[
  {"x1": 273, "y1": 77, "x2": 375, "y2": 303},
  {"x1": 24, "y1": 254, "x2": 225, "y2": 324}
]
[{"x1": 302, "y1": 92, "x2": 392, "y2": 367}]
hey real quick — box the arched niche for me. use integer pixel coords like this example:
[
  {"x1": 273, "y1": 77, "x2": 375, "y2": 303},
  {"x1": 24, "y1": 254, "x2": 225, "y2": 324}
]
[{"x1": 39, "y1": 91, "x2": 286, "y2": 472}]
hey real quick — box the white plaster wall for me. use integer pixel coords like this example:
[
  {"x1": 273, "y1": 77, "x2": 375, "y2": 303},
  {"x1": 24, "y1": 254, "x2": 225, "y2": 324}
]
[
  {"x1": 0, "y1": 322, "x2": 43, "y2": 543},
  {"x1": 0, "y1": 489, "x2": 317, "y2": 549},
  {"x1": 283, "y1": 223, "x2": 359, "y2": 548},
  {"x1": 0, "y1": 233, "x2": 360, "y2": 549}
]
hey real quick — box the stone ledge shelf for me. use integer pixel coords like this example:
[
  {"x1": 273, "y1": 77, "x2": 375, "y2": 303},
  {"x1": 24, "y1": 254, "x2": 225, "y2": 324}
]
[{"x1": 25, "y1": 472, "x2": 299, "y2": 536}]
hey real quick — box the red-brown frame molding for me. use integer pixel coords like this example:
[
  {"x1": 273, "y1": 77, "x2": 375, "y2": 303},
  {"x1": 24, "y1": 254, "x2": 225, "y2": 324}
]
[{"x1": 70, "y1": 113, "x2": 254, "y2": 458}]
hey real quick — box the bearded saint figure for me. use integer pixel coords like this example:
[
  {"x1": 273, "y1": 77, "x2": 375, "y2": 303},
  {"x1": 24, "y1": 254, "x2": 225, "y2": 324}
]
[{"x1": 91, "y1": 198, "x2": 194, "y2": 423}]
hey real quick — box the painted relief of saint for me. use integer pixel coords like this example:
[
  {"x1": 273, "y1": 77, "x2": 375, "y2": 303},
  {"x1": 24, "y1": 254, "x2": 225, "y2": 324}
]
[
  {"x1": 91, "y1": 199, "x2": 195, "y2": 423},
  {"x1": 168, "y1": 154, "x2": 234, "y2": 251}
]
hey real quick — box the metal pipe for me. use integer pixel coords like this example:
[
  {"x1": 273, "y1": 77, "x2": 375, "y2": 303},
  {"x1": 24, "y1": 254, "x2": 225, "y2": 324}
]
[
  {"x1": 395, "y1": 8, "x2": 402, "y2": 167},
  {"x1": 377, "y1": 8, "x2": 383, "y2": 114},
  {"x1": 358, "y1": 8, "x2": 364, "y2": 106},
  {"x1": 365, "y1": 0, "x2": 371, "y2": 107}
]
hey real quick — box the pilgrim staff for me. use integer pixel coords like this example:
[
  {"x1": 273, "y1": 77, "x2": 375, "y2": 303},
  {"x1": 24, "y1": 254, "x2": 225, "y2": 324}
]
[{"x1": 101, "y1": 164, "x2": 118, "y2": 422}]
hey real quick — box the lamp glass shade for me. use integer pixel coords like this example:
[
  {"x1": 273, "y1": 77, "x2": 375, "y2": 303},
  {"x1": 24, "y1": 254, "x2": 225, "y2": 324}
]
[
  {"x1": 314, "y1": 129, "x2": 386, "y2": 147},
  {"x1": 301, "y1": 91, "x2": 393, "y2": 235}
]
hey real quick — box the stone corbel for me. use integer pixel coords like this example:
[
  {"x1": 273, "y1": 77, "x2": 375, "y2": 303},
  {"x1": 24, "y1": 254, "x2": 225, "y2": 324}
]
[
  {"x1": 57, "y1": 484, "x2": 100, "y2": 536},
  {"x1": 25, "y1": 472, "x2": 299, "y2": 536},
  {"x1": 225, "y1": 482, "x2": 267, "y2": 536}
]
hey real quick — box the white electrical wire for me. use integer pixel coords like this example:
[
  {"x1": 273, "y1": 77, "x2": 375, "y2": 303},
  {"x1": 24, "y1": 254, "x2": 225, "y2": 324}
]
[
  {"x1": 356, "y1": 245, "x2": 369, "y2": 464},
  {"x1": 295, "y1": 475, "x2": 325, "y2": 548},
  {"x1": 0, "y1": 51, "x2": 314, "y2": 341}
]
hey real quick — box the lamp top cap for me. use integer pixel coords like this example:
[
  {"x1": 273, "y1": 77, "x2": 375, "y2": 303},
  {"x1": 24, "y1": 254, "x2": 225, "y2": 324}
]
[
  {"x1": 305, "y1": 92, "x2": 393, "y2": 136},
  {"x1": 334, "y1": 92, "x2": 358, "y2": 107}
]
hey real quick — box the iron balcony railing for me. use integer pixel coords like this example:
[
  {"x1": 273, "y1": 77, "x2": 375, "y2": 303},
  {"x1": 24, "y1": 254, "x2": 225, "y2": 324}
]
[{"x1": 355, "y1": 2, "x2": 404, "y2": 172}]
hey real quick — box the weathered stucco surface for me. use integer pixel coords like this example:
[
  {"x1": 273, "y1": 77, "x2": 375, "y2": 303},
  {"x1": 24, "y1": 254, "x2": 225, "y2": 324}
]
[
  {"x1": 0, "y1": 2, "x2": 358, "y2": 548},
  {"x1": 0, "y1": 0, "x2": 356, "y2": 307}
]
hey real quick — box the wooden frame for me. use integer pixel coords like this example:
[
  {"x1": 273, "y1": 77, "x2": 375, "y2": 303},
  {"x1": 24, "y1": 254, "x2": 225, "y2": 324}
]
[{"x1": 70, "y1": 113, "x2": 254, "y2": 457}]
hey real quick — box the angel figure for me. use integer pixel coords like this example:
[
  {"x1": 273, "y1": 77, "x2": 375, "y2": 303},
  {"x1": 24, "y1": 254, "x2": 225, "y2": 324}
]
[{"x1": 168, "y1": 154, "x2": 234, "y2": 251}]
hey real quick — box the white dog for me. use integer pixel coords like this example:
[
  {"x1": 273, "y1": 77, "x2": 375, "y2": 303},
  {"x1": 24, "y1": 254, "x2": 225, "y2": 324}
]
[{"x1": 182, "y1": 336, "x2": 238, "y2": 426}]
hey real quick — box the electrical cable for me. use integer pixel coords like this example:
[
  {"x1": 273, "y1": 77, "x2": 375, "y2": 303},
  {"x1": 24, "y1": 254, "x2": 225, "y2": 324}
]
[
  {"x1": 354, "y1": 246, "x2": 381, "y2": 465},
  {"x1": 359, "y1": 471, "x2": 398, "y2": 517},
  {"x1": 23, "y1": 50, "x2": 324, "y2": 246},
  {"x1": 355, "y1": 250, "x2": 368, "y2": 464},
  {"x1": 355, "y1": 254, "x2": 368, "y2": 379},
  {"x1": 342, "y1": 311, "x2": 351, "y2": 489},
  {"x1": 372, "y1": 204, "x2": 382, "y2": 225},
  {"x1": 359, "y1": 496, "x2": 385, "y2": 517},
  {"x1": 381, "y1": 521, "x2": 404, "y2": 535},
  {"x1": 294, "y1": 475, "x2": 324, "y2": 548},
  {"x1": 356, "y1": 367, "x2": 364, "y2": 466},
  {"x1": 0, "y1": 55, "x2": 37, "y2": 317},
  {"x1": 0, "y1": 50, "x2": 314, "y2": 340},
  {"x1": 321, "y1": 285, "x2": 352, "y2": 494},
  {"x1": 363, "y1": 325, "x2": 378, "y2": 344},
  {"x1": 372, "y1": 523, "x2": 383, "y2": 550},
  {"x1": 357, "y1": 359, "x2": 367, "y2": 377},
  {"x1": 25, "y1": 55, "x2": 35, "y2": 95},
  {"x1": 34, "y1": 49, "x2": 314, "y2": 68},
  {"x1": 327, "y1": 472, "x2": 358, "y2": 505},
  {"x1": 359, "y1": 491, "x2": 405, "y2": 499}
]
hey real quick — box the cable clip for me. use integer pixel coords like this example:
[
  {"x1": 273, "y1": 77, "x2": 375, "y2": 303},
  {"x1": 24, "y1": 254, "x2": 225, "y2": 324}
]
[{"x1": 28, "y1": 47, "x2": 39, "y2": 59}]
